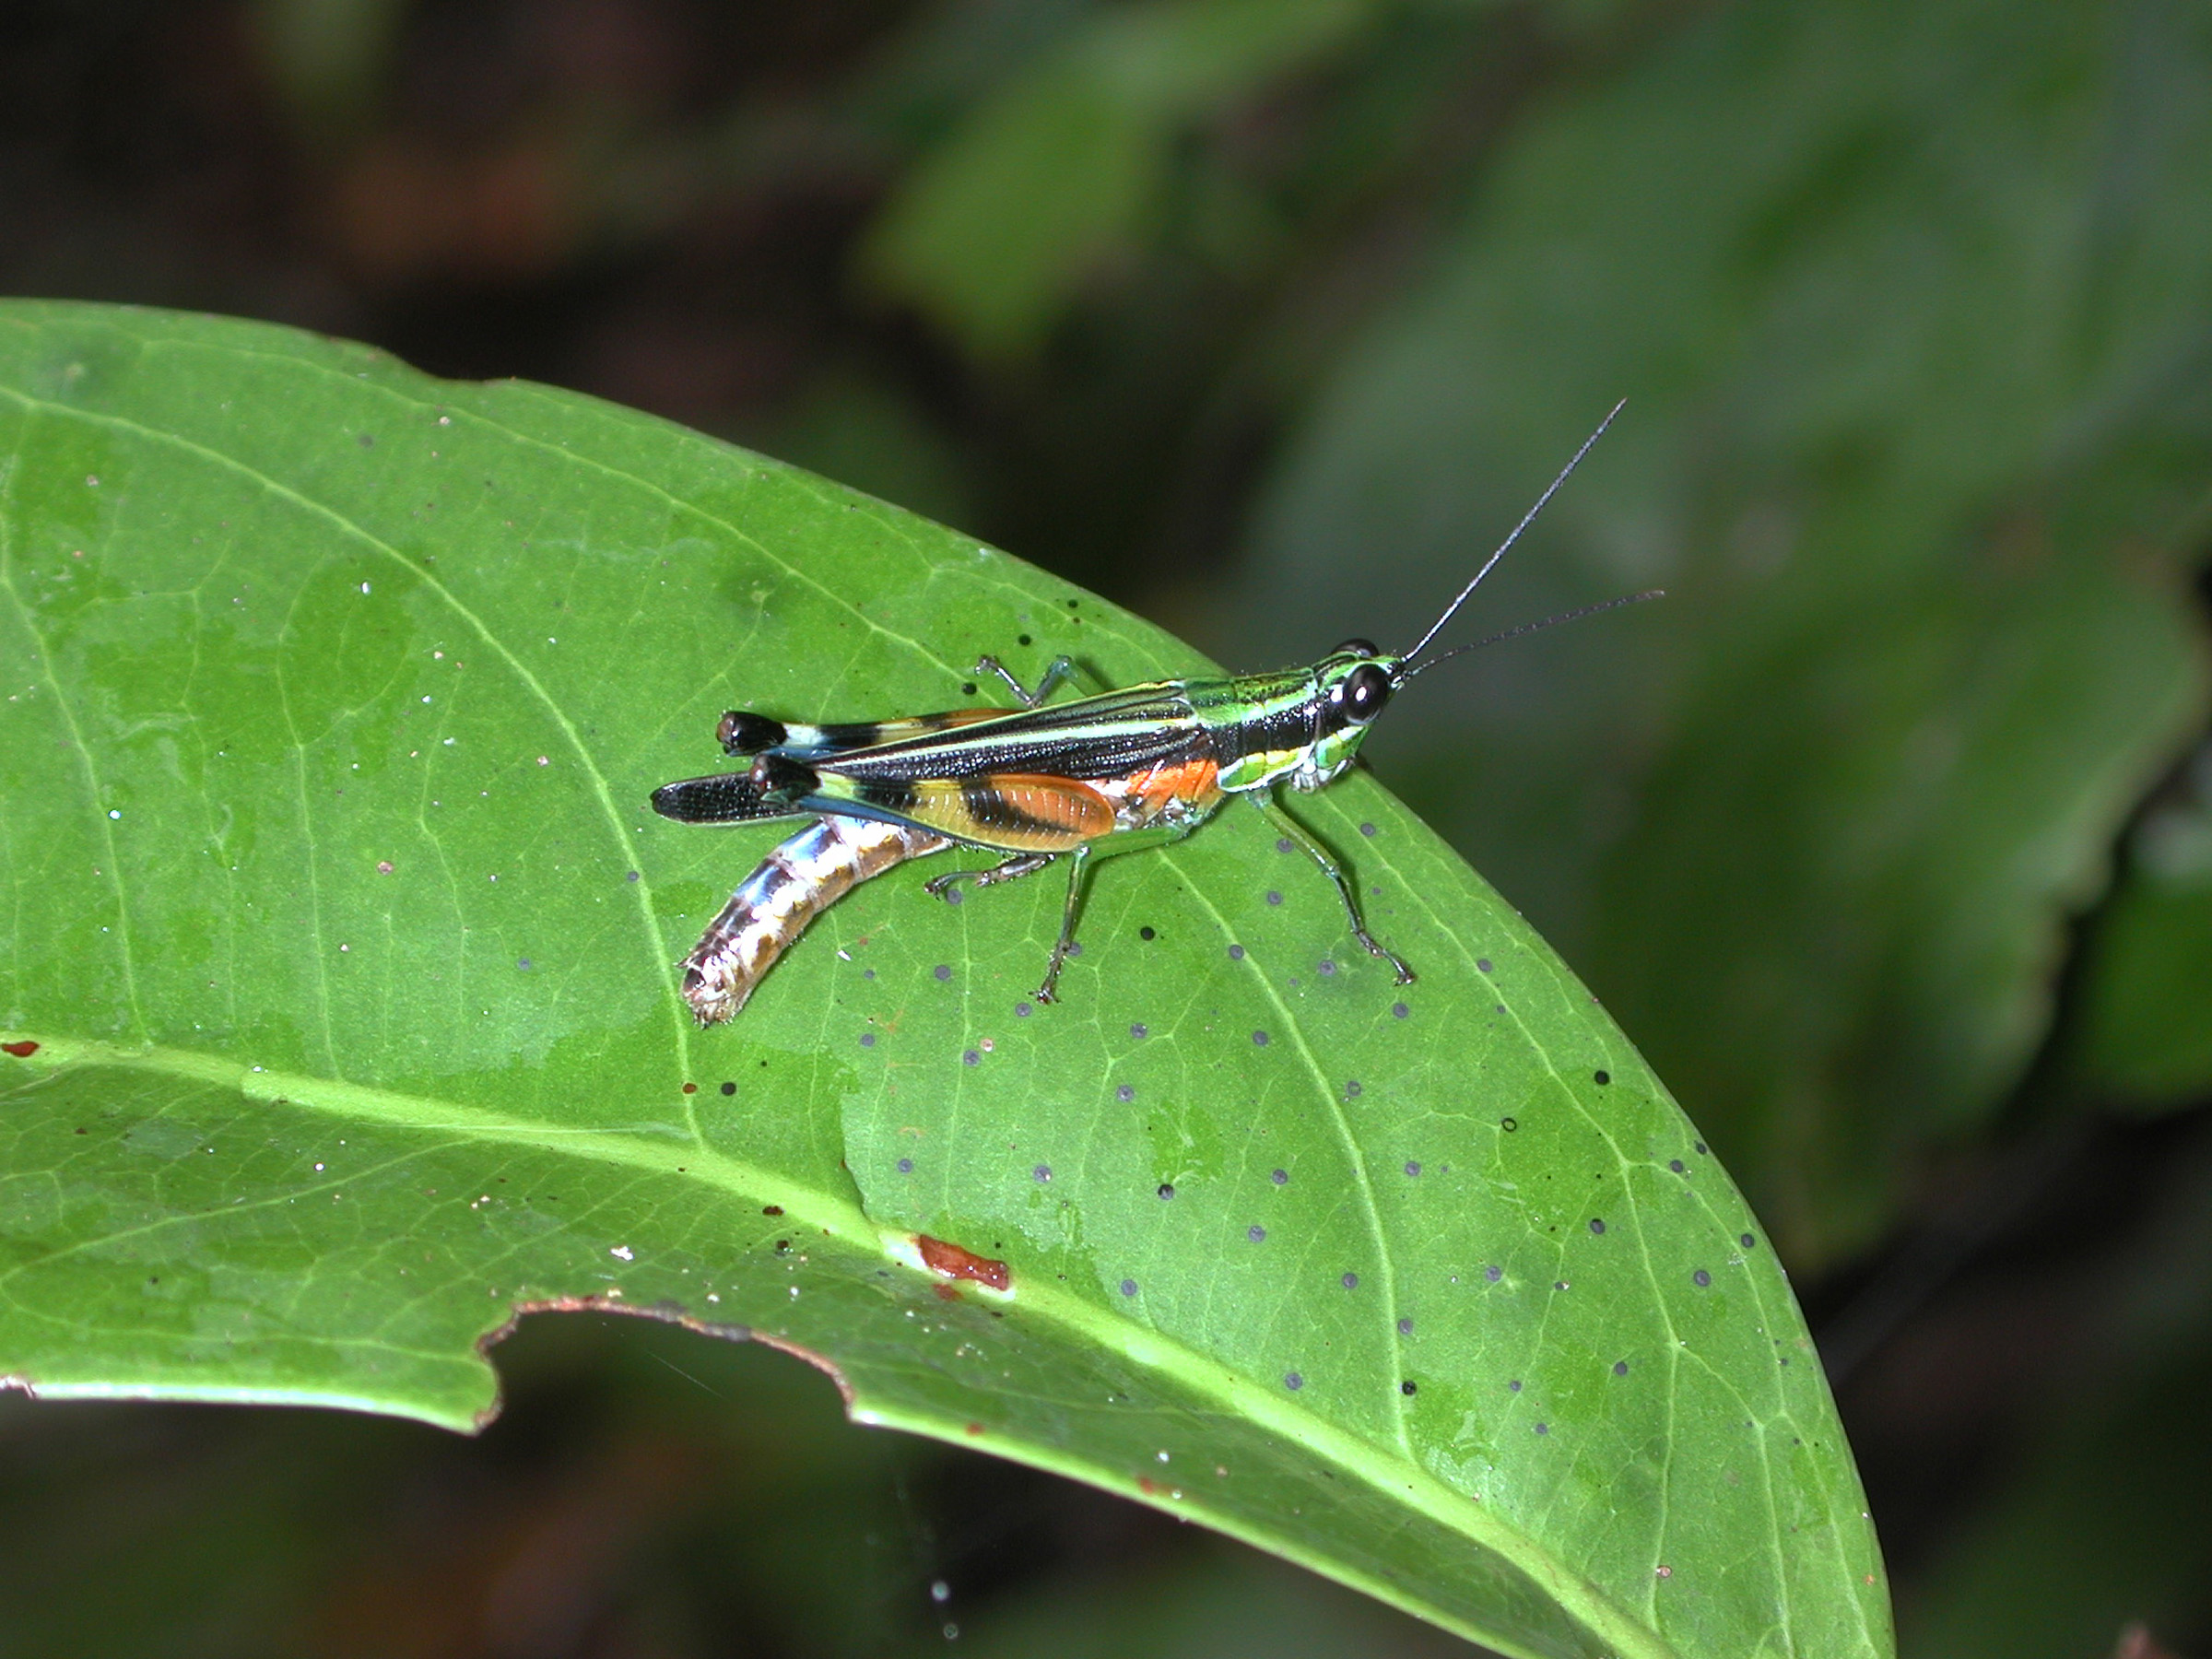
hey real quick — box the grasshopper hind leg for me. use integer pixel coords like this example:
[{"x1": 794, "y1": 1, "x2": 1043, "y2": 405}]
[
  {"x1": 924, "y1": 852, "x2": 1058, "y2": 899},
  {"x1": 922, "y1": 846, "x2": 1091, "y2": 1004}
]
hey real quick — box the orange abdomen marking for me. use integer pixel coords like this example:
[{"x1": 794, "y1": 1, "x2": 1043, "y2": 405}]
[{"x1": 1130, "y1": 756, "x2": 1222, "y2": 815}]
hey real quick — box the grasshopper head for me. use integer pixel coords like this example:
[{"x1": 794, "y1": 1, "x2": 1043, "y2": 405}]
[{"x1": 1290, "y1": 640, "x2": 1404, "y2": 791}]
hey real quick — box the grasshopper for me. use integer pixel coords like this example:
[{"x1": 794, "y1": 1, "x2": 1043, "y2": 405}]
[{"x1": 651, "y1": 407, "x2": 1652, "y2": 1025}]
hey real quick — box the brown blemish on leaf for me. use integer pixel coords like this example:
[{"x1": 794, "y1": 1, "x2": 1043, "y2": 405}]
[
  {"x1": 917, "y1": 1234, "x2": 1010, "y2": 1290},
  {"x1": 2, "y1": 1041, "x2": 39, "y2": 1057}
]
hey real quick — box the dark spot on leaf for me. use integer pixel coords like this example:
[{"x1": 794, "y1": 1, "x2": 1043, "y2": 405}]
[
  {"x1": 1247, "y1": 1225, "x2": 1266, "y2": 1242},
  {"x1": 680, "y1": 1083, "x2": 697, "y2": 1094},
  {"x1": 918, "y1": 1235, "x2": 1010, "y2": 1290},
  {"x1": 1276, "y1": 837, "x2": 1294, "y2": 854},
  {"x1": 897, "y1": 1158, "x2": 913, "y2": 1174},
  {"x1": 358, "y1": 432, "x2": 374, "y2": 447},
  {"x1": 1116, "y1": 1084, "x2": 1134, "y2": 1102},
  {"x1": 1265, "y1": 890, "x2": 1283, "y2": 906},
  {"x1": 1554, "y1": 1280, "x2": 1570, "y2": 1291},
  {"x1": 1318, "y1": 959, "x2": 1335, "y2": 976},
  {"x1": 720, "y1": 1081, "x2": 736, "y2": 1096},
  {"x1": 1345, "y1": 1079, "x2": 1361, "y2": 1100},
  {"x1": 1015, "y1": 1002, "x2": 1032, "y2": 1018},
  {"x1": 962, "y1": 1050, "x2": 979, "y2": 1066},
  {"x1": 1341, "y1": 1272, "x2": 1359, "y2": 1289},
  {"x1": 934, "y1": 964, "x2": 952, "y2": 982},
  {"x1": 1157, "y1": 1182, "x2": 1174, "y2": 1199},
  {"x1": 1130, "y1": 1023, "x2": 1147, "y2": 1040},
  {"x1": 859, "y1": 1032, "x2": 876, "y2": 1048},
  {"x1": 1359, "y1": 822, "x2": 1376, "y2": 837},
  {"x1": 1271, "y1": 1169, "x2": 1288, "y2": 1185},
  {"x1": 1018, "y1": 633, "x2": 1031, "y2": 645},
  {"x1": 1139, "y1": 925, "x2": 1156, "y2": 940},
  {"x1": 1500, "y1": 1116, "x2": 1517, "y2": 1132},
  {"x1": 961, "y1": 682, "x2": 977, "y2": 696},
  {"x1": 1741, "y1": 1232, "x2": 1756, "y2": 1249},
  {"x1": 1486, "y1": 1265, "x2": 1502, "y2": 1282},
  {"x1": 1614, "y1": 1360, "x2": 1630, "y2": 1375},
  {"x1": 1594, "y1": 1069, "x2": 1610, "y2": 1085},
  {"x1": 2, "y1": 1041, "x2": 38, "y2": 1058},
  {"x1": 1404, "y1": 1161, "x2": 1420, "y2": 1177},
  {"x1": 1695, "y1": 1141, "x2": 1708, "y2": 1155},
  {"x1": 516, "y1": 958, "x2": 532, "y2": 971},
  {"x1": 626, "y1": 870, "x2": 640, "y2": 882},
  {"x1": 1120, "y1": 1278, "x2": 1137, "y2": 1296},
  {"x1": 1535, "y1": 1422, "x2": 1549, "y2": 1435},
  {"x1": 1669, "y1": 1159, "x2": 1686, "y2": 1173},
  {"x1": 1252, "y1": 1030, "x2": 1269, "y2": 1047},
  {"x1": 1228, "y1": 944, "x2": 1244, "y2": 959},
  {"x1": 1397, "y1": 1316, "x2": 1413, "y2": 1335},
  {"x1": 1067, "y1": 597, "x2": 1079, "y2": 607},
  {"x1": 1477, "y1": 958, "x2": 1492, "y2": 973},
  {"x1": 1400, "y1": 1380, "x2": 1417, "y2": 1395},
  {"x1": 1284, "y1": 1371, "x2": 1303, "y2": 1391},
  {"x1": 1693, "y1": 1269, "x2": 1712, "y2": 1288},
  {"x1": 774, "y1": 1239, "x2": 791, "y2": 1253},
  {"x1": 1509, "y1": 1379, "x2": 1522, "y2": 1392},
  {"x1": 1392, "y1": 1001, "x2": 1410, "y2": 1019},
  {"x1": 1033, "y1": 1165, "x2": 1052, "y2": 1182},
  {"x1": 1589, "y1": 1218, "x2": 1606, "y2": 1235}
]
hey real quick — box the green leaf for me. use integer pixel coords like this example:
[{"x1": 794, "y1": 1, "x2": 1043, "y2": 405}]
[
  {"x1": 1233, "y1": 0, "x2": 2212, "y2": 1263},
  {"x1": 0, "y1": 301, "x2": 1886, "y2": 1659}
]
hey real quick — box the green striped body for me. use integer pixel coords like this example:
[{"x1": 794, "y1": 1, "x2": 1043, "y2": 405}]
[{"x1": 651, "y1": 641, "x2": 1407, "y2": 1021}]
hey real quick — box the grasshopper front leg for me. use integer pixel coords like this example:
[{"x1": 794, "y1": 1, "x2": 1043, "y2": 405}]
[
  {"x1": 1255, "y1": 794, "x2": 1414, "y2": 984},
  {"x1": 973, "y1": 653, "x2": 1078, "y2": 710}
]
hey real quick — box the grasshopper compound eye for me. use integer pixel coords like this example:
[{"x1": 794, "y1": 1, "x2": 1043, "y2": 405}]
[{"x1": 1340, "y1": 663, "x2": 1392, "y2": 724}]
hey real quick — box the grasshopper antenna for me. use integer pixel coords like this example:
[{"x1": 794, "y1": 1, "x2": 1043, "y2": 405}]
[
  {"x1": 1397, "y1": 588, "x2": 1664, "y2": 683},
  {"x1": 1399, "y1": 398, "x2": 1626, "y2": 672}
]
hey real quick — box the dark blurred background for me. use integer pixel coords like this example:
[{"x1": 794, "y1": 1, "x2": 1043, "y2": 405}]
[{"x1": 5, "y1": 1, "x2": 2211, "y2": 1654}]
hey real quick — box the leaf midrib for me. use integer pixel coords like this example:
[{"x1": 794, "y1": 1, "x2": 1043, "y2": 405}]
[
  {"x1": 1, "y1": 1030, "x2": 1677, "y2": 1659},
  {"x1": 3, "y1": 330, "x2": 1431, "y2": 1470},
  {"x1": 0, "y1": 310, "x2": 1702, "y2": 1659}
]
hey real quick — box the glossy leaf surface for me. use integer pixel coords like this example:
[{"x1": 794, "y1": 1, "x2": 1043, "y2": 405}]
[{"x1": 0, "y1": 302, "x2": 1885, "y2": 1659}]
